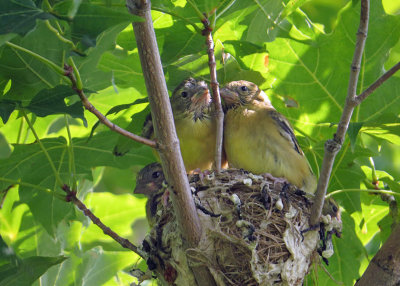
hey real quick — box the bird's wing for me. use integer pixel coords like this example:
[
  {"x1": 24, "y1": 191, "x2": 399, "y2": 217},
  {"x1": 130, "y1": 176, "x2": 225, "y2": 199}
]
[{"x1": 268, "y1": 109, "x2": 304, "y2": 156}]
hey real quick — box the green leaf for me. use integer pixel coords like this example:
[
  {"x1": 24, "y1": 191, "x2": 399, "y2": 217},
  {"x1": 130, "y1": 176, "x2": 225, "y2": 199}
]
[
  {"x1": 215, "y1": 0, "x2": 319, "y2": 44},
  {"x1": 113, "y1": 105, "x2": 151, "y2": 156},
  {"x1": 301, "y1": 0, "x2": 349, "y2": 34},
  {"x1": 157, "y1": 20, "x2": 204, "y2": 65},
  {"x1": 75, "y1": 248, "x2": 137, "y2": 285},
  {"x1": 348, "y1": 122, "x2": 363, "y2": 151},
  {"x1": 75, "y1": 23, "x2": 128, "y2": 92},
  {"x1": 25, "y1": 85, "x2": 87, "y2": 125},
  {"x1": 0, "y1": 22, "x2": 68, "y2": 102},
  {"x1": 0, "y1": 34, "x2": 17, "y2": 48},
  {"x1": 52, "y1": 1, "x2": 141, "y2": 50},
  {"x1": 0, "y1": 132, "x2": 12, "y2": 159},
  {"x1": 0, "y1": 99, "x2": 18, "y2": 124},
  {"x1": 97, "y1": 50, "x2": 146, "y2": 92},
  {"x1": 381, "y1": 177, "x2": 400, "y2": 192},
  {"x1": 0, "y1": 0, "x2": 52, "y2": 36},
  {"x1": 0, "y1": 255, "x2": 66, "y2": 286},
  {"x1": 78, "y1": 192, "x2": 146, "y2": 250},
  {"x1": 0, "y1": 131, "x2": 153, "y2": 236}
]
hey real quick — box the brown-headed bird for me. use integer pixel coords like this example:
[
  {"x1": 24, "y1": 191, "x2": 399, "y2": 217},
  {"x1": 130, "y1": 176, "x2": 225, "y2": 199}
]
[
  {"x1": 143, "y1": 78, "x2": 217, "y2": 173},
  {"x1": 220, "y1": 80, "x2": 317, "y2": 194},
  {"x1": 134, "y1": 162, "x2": 167, "y2": 227}
]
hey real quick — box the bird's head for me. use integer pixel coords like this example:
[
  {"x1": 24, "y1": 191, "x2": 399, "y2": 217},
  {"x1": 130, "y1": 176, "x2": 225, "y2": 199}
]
[
  {"x1": 220, "y1": 80, "x2": 271, "y2": 109},
  {"x1": 171, "y1": 78, "x2": 211, "y2": 121},
  {"x1": 134, "y1": 162, "x2": 165, "y2": 197}
]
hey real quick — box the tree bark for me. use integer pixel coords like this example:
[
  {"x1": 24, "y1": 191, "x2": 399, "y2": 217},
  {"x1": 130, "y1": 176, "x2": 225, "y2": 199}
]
[
  {"x1": 355, "y1": 224, "x2": 400, "y2": 286},
  {"x1": 127, "y1": 1, "x2": 216, "y2": 285},
  {"x1": 310, "y1": 0, "x2": 369, "y2": 226}
]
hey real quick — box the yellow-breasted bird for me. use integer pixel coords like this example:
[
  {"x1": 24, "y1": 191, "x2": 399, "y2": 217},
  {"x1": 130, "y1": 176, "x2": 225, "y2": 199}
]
[
  {"x1": 220, "y1": 80, "x2": 317, "y2": 194},
  {"x1": 144, "y1": 78, "x2": 218, "y2": 173},
  {"x1": 134, "y1": 162, "x2": 167, "y2": 227}
]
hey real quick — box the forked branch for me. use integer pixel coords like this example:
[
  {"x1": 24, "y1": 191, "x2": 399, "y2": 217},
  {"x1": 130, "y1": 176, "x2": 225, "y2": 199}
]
[
  {"x1": 310, "y1": 1, "x2": 400, "y2": 227},
  {"x1": 310, "y1": 0, "x2": 370, "y2": 225}
]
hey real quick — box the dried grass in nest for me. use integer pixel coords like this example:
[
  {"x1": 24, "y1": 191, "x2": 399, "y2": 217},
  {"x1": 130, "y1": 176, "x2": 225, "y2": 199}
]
[{"x1": 143, "y1": 169, "x2": 338, "y2": 286}]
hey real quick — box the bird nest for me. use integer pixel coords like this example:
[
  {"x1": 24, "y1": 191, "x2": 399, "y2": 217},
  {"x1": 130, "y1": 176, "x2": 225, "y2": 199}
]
[{"x1": 140, "y1": 169, "x2": 340, "y2": 286}]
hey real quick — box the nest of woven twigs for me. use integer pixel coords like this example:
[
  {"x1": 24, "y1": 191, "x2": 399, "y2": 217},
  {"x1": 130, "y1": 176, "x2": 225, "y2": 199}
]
[{"x1": 140, "y1": 169, "x2": 341, "y2": 286}]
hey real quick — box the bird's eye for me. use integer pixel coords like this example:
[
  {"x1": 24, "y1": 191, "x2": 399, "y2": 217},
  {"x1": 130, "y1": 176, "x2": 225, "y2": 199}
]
[
  {"x1": 152, "y1": 171, "x2": 160, "y2": 179},
  {"x1": 181, "y1": 91, "x2": 188, "y2": 98},
  {"x1": 240, "y1": 86, "x2": 248, "y2": 91}
]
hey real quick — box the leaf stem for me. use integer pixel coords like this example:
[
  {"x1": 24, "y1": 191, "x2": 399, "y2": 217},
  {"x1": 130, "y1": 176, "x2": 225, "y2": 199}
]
[
  {"x1": 43, "y1": 0, "x2": 52, "y2": 11},
  {"x1": 187, "y1": 0, "x2": 206, "y2": 20},
  {"x1": 16, "y1": 117, "x2": 25, "y2": 144},
  {"x1": 0, "y1": 177, "x2": 52, "y2": 193},
  {"x1": 5, "y1": 42, "x2": 65, "y2": 75},
  {"x1": 45, "y1": 20, "x2": 77, "y2": 50},
  {"x1": 215, "y1": 0, "x2": 236, "y2": 21},
  {"x1": 325, "y1": 188, "x2": 399, "y2": 198},
  {"x1": 22, "y1": 110, "x2": 64, "y2": 187},
  {"x1": 67, "y1": 58, "x2": 83, "y2": 90}
]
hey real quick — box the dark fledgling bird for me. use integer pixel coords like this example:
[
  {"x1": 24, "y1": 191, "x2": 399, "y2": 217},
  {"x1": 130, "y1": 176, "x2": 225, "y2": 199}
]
[
  {"x1": 220, "y1": 80, "x2": 317, "y2": 194},
  {"x1": 134, "y1": 162, "x2": 167, "y2": 227},
  {"x1": 143, "y1": 78, "x2": 219, "y2": 173}
]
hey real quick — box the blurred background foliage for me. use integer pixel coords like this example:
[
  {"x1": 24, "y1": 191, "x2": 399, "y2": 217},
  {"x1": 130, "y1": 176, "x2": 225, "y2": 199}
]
[{"x1": 0, "y1": 0, "x2": 399, "y2": 285}]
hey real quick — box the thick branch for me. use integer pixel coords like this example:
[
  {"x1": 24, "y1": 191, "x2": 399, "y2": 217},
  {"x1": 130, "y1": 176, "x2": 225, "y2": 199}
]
[
  {"x1": 354, "y1": 61, "x2": 400, "y2": 105},
  {"x1": 355, "y1": 224, "x2": 400, "y2": 285},
  {"x1": 310, "y1": 0, "x2": 369, "y2": 226},
  {"x1": 126, "y1": 0, "x2": 201, "y2": 248},
  {"x1": 64, "y1": 65, "x2": 157, "y2": 149},
  {"x1": 61, "y1": 185, "x2": 146, "y2": 258},
  {"x1": 202, "y1": 18, "x2": 224, "y2": 172},
  {"x1": 126, "y1": 2, "x2": 217, "y2": 285}
]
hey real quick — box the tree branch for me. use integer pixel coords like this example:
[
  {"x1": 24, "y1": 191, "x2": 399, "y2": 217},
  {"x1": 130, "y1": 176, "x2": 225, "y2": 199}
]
[
  {"x1": 126, "y1": 0, "x2": 202, "y2": 250},
  {"x1": 202, "y1": 16, "x2": 224, "y2": 172},
  {"x1": 126, "y1": 1, "x2": 216, "y2": 285},
  {"x1": 310, "y1": 0, "x2": 369, "y2": 226},
  {"x1": 355, "y1": 223, "x2": 400, "y2": 285},
  {"x1": 354, "y1": 61, "x2": 400, "y2": 105},
  {"x1": 61, "y1": 184, "x2": 146, "y2": 258},
  {"x1": 63, "y1": 64, "x2": 157, "y2": 149}
]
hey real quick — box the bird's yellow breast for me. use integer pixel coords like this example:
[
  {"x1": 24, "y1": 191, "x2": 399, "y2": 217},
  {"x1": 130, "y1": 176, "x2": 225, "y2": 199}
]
[
  {"x1": 175, "y1": 116, "x2": 216, "y2": 172},
  {"x1": 224, "y1": 105, "x2": 316, "y2": 193}
]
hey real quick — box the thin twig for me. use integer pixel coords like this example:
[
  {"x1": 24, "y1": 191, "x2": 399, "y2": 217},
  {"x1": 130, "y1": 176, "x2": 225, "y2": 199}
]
[
  {"x1": 202, "y1": 16, "x2": 224, "y2": 172},
  {"x1": 310, "y1": 0, "x2": 370, "y2": 226},
  {"x1": 63, "y1": 64, "x2": 158, "y2": 149},
  {"x1": 354, "y1": 61, "x2": 400, "y2": 105},
  {"x1": 61, "y1": 184, "x2": 146, "y2": 258}
]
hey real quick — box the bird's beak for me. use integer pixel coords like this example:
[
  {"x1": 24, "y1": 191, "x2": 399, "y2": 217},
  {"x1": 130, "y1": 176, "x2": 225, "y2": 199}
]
[
  {"x1": 191, "y1": 87, "x2": 211, "y2": 108},
  {"x1": 220, "y1": 88, "x2": 239, "y2": 107},
  {"x1": 134, "y1": 182, "x2": 156, "y2": 196}
]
